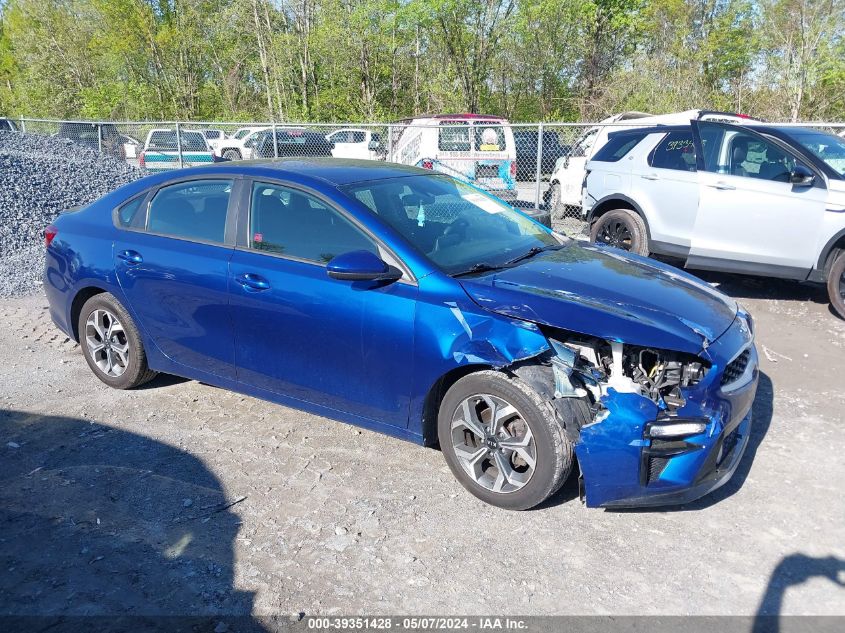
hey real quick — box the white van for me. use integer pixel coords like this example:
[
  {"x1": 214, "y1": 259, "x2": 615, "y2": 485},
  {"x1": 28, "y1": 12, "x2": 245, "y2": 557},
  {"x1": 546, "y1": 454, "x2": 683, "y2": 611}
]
[
  {"x1": 326, "y1": 128, "x2": 385, "y2": 160},
  {"x1": 389, "y1": 114, "x2": 518, "y2": 201},
  {"x1": 548, "y1": 110, "x2": 756, "y2": 214}
]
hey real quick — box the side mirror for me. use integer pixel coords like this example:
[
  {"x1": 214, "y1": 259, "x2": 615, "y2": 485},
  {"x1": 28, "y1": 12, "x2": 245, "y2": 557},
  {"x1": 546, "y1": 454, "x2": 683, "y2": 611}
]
[
  {"x1": 790, "y1": 164, "x2": 815, "y2": 186},
  {"x1": 326, "y1": 250, "x2": 402, "y2": 282}
]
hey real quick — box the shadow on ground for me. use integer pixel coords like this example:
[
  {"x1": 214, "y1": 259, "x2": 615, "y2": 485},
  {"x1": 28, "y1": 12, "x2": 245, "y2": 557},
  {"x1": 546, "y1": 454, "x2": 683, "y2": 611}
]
[
  {"x1": 753, "y1": 554, "x2": 845, "y2": 633},
  {"x1": 0, "y1": 409, "x2": 267, "y2": 632}
]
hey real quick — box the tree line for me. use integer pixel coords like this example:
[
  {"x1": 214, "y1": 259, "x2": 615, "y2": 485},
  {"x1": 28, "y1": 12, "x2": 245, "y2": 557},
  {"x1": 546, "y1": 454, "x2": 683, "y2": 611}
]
[{"x1": 0, "y1": 0, "x2": 843, "y2": 123}]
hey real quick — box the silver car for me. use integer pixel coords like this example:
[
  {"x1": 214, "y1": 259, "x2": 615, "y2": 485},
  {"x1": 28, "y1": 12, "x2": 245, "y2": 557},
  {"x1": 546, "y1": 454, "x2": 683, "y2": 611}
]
[{"x1": 582, "y1": 120, "x2": 845, "y2": 318}]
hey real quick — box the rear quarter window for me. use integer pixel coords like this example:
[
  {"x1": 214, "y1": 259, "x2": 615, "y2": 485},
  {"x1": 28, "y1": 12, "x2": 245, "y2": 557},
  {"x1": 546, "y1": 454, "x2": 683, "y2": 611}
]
[{"x1": 592, "y1": 133, "x2": 648, "y2": 162}]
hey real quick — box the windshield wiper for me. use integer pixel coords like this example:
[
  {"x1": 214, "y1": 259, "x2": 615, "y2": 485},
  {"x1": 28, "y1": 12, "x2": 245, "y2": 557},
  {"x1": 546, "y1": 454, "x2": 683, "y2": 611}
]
[
  {"x1": 452, "y1": 263, "x2": 505, "y2": 277},
  {"x1": 504, "y1": 244, "x2": 562, "y2": 266}
]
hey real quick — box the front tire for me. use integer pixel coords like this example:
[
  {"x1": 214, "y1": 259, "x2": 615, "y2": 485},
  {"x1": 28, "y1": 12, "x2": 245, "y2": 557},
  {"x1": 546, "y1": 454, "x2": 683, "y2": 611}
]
[
  {"x1": 223, "y1": 149, "x2": 242, "y2": 161},
  {"x1": 78, "y1": 293, "x2": 158, "y2": 389},
  {"x1": 437, "y1": 371, "x2": 574, "y2": 510},
  {"x1": 590, "y1": 208, "x2": 650, "y2": 256},
  {"x1": 828, "y1": 250, "x2": 845, "y2": 319}
]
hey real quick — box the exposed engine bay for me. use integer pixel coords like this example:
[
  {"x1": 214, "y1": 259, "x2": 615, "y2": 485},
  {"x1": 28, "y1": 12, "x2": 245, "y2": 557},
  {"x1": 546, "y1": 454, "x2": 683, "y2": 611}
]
[{"x1": 510, "y1": 328, "x2": 710, "y2": 428}]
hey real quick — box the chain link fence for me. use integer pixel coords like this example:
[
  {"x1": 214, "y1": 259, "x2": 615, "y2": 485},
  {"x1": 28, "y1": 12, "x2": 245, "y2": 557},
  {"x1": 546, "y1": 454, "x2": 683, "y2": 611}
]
[{"x1": 10, "y1": 117, "x2": 845, "y2": 236}]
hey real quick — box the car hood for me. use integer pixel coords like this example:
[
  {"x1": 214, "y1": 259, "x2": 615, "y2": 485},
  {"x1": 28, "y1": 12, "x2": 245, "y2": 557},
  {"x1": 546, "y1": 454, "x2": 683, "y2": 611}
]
[{"x1": 459, "y1": 243, "x2": 737, "y2": 354}]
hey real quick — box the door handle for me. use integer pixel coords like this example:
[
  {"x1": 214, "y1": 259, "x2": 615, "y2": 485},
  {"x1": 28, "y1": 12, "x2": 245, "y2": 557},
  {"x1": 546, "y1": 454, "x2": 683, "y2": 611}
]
[
  {"x1": 117, "y1": 249, "x2": 143, "y2": 265},
  {"x1": 709, "y1": 182, "x2": 736, "y2": 190},
  {"x1": 641, "y1": 173, "x2": 659, "y2": 180},
  {"x1": 235, "y1": 273, "x2": 271, "y2": 291}
]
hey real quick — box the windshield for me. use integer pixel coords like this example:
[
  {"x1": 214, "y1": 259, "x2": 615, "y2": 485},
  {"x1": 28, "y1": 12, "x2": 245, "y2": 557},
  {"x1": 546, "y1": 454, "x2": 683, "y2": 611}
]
[
  {"x1": 234, "y1": 129, "x2": 251, "y2": 139},
  {"x1": 784, "y1": 128, "x2": 845, "y2": 176},
  {"x1": 343, "y1": 174, "x2": 560, "y2": 275}
]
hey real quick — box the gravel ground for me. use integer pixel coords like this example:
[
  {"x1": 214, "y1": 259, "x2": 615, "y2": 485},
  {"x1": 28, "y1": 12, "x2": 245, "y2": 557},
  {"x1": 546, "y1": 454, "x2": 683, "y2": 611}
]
[
  {"x1": 0, "y1": 132, "x2": 143, "y2": 298},
  {"x1": 0, "y1": 273, "x2": 843, "y2": 621}
]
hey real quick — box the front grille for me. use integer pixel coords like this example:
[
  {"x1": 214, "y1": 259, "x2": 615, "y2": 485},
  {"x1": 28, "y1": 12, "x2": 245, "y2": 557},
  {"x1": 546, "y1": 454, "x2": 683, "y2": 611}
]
[{"x1": 721, "y1": 349, "x2": 751, "y2": 386}]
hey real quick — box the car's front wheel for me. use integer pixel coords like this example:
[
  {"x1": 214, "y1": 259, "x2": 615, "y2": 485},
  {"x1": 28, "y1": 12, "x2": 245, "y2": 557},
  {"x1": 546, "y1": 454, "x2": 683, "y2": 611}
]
[
  {"x1": 438, "y1": 371, "x2": 574, "y2": 510},
  {"x1": 223, "y1": 149, "x2": 242, "y2": 161},
  {"x1": 828, "y1": 250, "x2": 845, "y2": 319},
  {"x1": 590, "y1": 208, "x2": 650, "y2": 256},
  {"x1": 78, "y1": 293, "x2": 158, "y2": 389}
]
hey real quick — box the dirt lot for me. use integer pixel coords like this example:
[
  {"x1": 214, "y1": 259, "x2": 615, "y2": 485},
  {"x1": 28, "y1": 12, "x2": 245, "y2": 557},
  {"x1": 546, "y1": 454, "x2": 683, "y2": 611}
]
[{"x1": 1, "y1": 272, "x2": 844, "y2": 621}]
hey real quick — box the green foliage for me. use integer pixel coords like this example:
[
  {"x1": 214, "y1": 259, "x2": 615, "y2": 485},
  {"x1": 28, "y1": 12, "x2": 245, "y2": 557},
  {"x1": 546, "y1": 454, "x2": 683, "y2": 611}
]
[{"x1": 0, "y1": 0, "x2": 843, "y2": 121}]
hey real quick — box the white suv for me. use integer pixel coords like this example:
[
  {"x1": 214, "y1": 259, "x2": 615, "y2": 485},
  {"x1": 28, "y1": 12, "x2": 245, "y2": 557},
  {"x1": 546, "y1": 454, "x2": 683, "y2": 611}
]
[{"x1": 582, "y1": 120, "x2": 845, "y2": 318}]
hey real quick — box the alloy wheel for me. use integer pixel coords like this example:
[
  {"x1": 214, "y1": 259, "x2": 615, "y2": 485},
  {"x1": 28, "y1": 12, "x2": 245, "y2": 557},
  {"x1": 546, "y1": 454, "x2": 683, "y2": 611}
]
[
  {"x1": 450, "y1": 394, "x2": 536, "y2": 494},
  {"x1": 597, "y1": 219, "x2": 633, "y2": 250},
  {"x1": 85, "y1": 309, "x2": 129, "y2": 377}
]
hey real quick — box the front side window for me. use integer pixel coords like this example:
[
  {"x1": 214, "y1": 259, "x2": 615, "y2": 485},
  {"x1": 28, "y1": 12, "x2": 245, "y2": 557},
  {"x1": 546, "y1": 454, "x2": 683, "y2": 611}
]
[
  {"x1": 147, "y1": 180, "x2": 232, "y2": 243},
  {"x1": 250, "y1": 183, "x2": 377, "y2": 263},
  {"x1": 699, "y1": 122, "x2": 799, "y2": 182},
  {"x1": 343, "y1": 174, "x2": 559, "y2": 275},
  {"x1": 649, "y1": 131, "x2": 696, "y2": 171}
]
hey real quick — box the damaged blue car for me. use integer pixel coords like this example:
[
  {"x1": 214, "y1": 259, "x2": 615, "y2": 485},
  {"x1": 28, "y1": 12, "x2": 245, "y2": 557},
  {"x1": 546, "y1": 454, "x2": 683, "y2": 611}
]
[{"x1": 43, "y1": 159, "x2": 758, "y2": 510}]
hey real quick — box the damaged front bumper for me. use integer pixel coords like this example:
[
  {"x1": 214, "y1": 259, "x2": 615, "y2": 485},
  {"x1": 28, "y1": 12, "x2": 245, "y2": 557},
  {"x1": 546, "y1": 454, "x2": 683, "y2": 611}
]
[{"x1": 574, "y1": 315, "x2": 759, "y2": 509}]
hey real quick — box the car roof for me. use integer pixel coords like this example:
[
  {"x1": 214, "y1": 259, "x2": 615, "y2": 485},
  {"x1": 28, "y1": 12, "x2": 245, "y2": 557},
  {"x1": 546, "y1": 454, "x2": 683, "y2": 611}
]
[
  {"x1": 157, "y1": 158, "x2": 431, "y2": 187},
  {"x1": 607, "y1": 124, "x2": 691, "y2": 137}
]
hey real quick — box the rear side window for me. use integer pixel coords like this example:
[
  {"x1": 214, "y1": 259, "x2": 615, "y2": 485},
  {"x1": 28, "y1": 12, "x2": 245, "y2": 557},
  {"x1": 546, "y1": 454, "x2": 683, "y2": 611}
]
[
  {"x1": 649, "y1": 131, "x2": 697, "y2": 171},
  {"x1": 147, "y1": 180, "x2": 232, "y2": 243},
  {"x1": 474, "y1": 125, "x2": 505, "y2": 152},
  {"x1": 117, "y1": 195, "x2": 146, "y2": 228},
  {"x1": 351, "y1": 131, "x2": 366, "y2": 143},
  {"x1": 592, "y1": 133, "x2": 647, "y2": 162},
  {"x1": 250, "y1": 182, "x2": 377, "y2": 263}
]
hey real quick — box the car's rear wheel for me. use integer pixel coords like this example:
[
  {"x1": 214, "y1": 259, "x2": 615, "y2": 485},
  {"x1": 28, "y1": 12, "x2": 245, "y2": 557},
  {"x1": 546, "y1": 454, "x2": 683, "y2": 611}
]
[
  {"x1": 437, "y1": 371, "x2": 574, "y2": 510},
  {"x1": 223, "y1": 149, "x2": 241, "y2": 161},
  {"x1": 828, "y1": 250, "x2": 845, "y2": 319},
  {"x1": 590, "y1": 208, "x2": 649, "y2": 256},
  {"x1": 78, "y1": 293, "x2": 157, "y2": 389}
]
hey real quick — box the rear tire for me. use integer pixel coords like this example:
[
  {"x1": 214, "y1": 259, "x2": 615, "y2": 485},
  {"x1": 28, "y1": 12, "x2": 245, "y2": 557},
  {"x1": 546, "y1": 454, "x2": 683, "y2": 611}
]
[
  {"x1": 590, "y1": 208, "x2": 650, "y2": 257},
  {"x1": 828, "y1": 250, "x2": 845, "y2": 320},
  {"x1": 437, "y1": 370, "x2": 574, "y2": 510},
  {"x1": 78, "y1": 293, "x2": 158, "y2": 390}
]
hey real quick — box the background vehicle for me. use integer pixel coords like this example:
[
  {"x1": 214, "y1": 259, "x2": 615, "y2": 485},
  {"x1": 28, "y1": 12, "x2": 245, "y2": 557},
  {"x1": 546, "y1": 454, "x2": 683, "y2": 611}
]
[
  {"x1": 326, "y1": 128, "x2": 384, "y2": 160},
  {"x1": 547, "y1": 110, "x2": 755, "y2": 215},
  {"x1": 218, "y1": 127, "x2": 268, "y2": 160},
  {"x1": 56, "y1": 122, "x2": 125, "y2": 159},
  {"x1": 139, "y1": 129, "x2": 216, "y2": 171},
  {"x1": 390, "y1": 114, "x2": 518, "y2": 201},
  {"x1": 583, "y1": 121, "x2": 845, "y2": 318},
  {"x1": 248, "y1": 128, "x2": 335, "y2": 159},
  {"x1": 44, "y1": 158, "x2": 756, "y2": 511},
  {"x1": 0, "y1": 118, "x2": 18, "y2": 132},
  {"x1": 121, "y1": 135, "x2": 141, "y2": 160},
  {"x1": 513, "y1": 129, "x2": 570, "y2": 180},
  {"x1": 201, "y1": 129, "x2": 227, "y2": 155}
]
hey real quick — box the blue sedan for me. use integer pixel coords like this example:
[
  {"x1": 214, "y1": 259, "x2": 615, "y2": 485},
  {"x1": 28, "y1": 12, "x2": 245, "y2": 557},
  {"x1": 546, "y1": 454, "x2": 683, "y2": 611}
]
[{"x1": 43, "y1": 158, "x2": 759, "y2": 509}]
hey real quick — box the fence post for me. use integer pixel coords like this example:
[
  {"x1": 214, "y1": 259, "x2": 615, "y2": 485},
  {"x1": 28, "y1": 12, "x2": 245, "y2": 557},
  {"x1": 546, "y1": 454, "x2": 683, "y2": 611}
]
[
  {"x1": 534, "y1": 122, "x2": 544, "y2": 210},
  {"x1": 272, "y1": 120, "x2": 278, "y2": 158},
  {"x1": 387, "y1": 124, "x2": 393, "y2": 162},
  {"x1": 97, "y1": 123, "x2": 103, "y2": 154},
  {"x1": 18, "y1": 115, "x2": 25, "y2": 135},
  {"x1": 175, "y1": 121, "x2": 184, "y2": 169}
]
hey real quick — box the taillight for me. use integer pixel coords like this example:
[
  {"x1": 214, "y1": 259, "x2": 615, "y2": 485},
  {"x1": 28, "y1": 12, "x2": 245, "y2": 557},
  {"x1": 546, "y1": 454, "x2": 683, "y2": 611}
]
[
  {"x1": 44, "y1": 224, "x2": 58, "y2": 248},
  {"x1": 509, "y1": 161, "x2": 517, "y2": 178},
  {"x1": 139, "y1": 152, "x2": 145, "y2": 168},
  {"x1": 421, "y1": 159, "x2": 433, "y2": 170}
]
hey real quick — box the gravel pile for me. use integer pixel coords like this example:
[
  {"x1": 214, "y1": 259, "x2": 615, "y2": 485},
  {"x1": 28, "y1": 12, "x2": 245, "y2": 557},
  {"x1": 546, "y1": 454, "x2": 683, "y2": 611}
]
[{"x1": 0, "y1": 132, "x2": 145, "y2": 298}]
